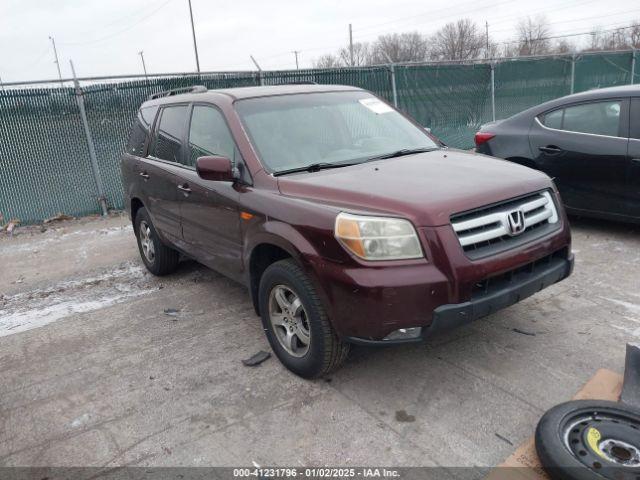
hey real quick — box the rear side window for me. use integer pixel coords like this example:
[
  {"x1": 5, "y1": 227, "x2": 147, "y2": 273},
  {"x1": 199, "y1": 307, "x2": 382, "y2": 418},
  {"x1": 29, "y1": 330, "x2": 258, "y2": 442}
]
[
  {"x1": 187, "y1": 106, "x2": 237, "y2": 166},
  {"x1": 126, "y1": 105, "x2": 158, "y2": 156},
  {"x1": 540, "y1": 100, "x2": 621, "y2": 137},
  {"x1": 542, "y1": 109, "x2": 563, "y2": 130},
  {"x1": 150, "y1": 105, "x2": 189, "y2": 163}
]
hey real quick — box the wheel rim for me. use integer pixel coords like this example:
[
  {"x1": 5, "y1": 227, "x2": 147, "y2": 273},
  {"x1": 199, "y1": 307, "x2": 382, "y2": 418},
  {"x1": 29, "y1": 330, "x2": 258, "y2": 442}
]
[
  {"x1": 562, "y1": 408, "x2": 640, "y2": 472},
  {"x1": 139, "y1": 220, "x2": 155, "y2": 263},
  {"x1": 268, "y1": 285, "x2": 311, "y2": 358}
]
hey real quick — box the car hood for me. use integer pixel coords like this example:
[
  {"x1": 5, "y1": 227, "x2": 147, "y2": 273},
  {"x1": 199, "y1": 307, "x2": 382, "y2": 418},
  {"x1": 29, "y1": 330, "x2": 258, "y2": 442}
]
[{"x1": 276, "y1": 149, "x2": 553, "y2": 227}]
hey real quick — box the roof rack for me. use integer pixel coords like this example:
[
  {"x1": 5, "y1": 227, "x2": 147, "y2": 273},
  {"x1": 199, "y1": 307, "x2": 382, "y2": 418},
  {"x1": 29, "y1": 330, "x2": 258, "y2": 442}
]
[{"x1": 148, "y1": 85, "x2": 207, "y2": 100}]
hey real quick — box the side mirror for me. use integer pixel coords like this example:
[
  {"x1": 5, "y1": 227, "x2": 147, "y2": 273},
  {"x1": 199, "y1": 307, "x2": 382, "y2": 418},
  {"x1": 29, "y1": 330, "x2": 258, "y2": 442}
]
[{"x1": 196, "y1": 155, "x2": 235, "y2": 182}]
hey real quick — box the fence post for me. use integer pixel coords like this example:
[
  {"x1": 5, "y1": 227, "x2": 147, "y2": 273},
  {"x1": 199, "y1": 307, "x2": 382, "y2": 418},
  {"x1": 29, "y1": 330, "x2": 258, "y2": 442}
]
[
  {"x1": 570, "y1": 53, "x2": 576, "y2": 94},
  {"x1": 490, "y1": 62, "x2": 496, "y2": 122},
  {"x1": 388, "y1": 63, "x2": 398, "y2": 108},
  {"x1": 631, "y1": 49, "x2": 636, "y2": 85},
  {"x1": 70, "y1": 60, "x2": 108, "y2": 217}
]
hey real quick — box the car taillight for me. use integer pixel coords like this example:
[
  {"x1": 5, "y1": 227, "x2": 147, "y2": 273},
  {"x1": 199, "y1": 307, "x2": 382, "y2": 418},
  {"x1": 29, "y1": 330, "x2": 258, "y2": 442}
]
[{"x1": 474, "y1": 132, "x2": 495, "y2": 146}]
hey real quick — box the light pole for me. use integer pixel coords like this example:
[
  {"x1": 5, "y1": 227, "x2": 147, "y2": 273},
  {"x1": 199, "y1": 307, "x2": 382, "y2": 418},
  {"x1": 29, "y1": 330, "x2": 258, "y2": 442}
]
[
  {"x1": 292, "y1": 50, "x2": 300, "y2": 70},
  {"x1": 138, "y1": 50, "x2": 148, "y2": 80},
  {"x1": 49, "y1": 36, "x2": 63, "y2": 84},
  {"x1": 187, "y1": 0, "x2": 201, "y2": 72}
]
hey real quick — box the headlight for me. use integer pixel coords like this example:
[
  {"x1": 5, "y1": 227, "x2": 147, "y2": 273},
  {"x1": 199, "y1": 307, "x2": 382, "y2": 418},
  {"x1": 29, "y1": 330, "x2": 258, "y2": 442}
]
[{"x1": 334, "y1": 212, "x2": 423, "y2": 261}]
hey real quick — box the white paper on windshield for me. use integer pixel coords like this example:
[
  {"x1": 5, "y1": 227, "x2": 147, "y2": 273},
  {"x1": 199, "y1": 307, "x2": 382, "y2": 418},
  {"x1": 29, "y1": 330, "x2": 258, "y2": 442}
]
[{"x1": 359, "y1": 98, "x2": 394, "y2": 114}]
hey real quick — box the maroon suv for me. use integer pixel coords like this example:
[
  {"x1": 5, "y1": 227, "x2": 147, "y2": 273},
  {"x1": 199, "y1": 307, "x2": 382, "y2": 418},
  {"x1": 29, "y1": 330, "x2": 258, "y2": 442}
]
[{"x1": 121, "y1": 84, "x2": 573, "y2": 378}]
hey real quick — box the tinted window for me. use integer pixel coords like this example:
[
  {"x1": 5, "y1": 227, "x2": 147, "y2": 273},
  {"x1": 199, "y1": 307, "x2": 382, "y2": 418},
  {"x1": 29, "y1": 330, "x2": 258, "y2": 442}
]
[
  {"x1": 126, "y1": 105, "x2": 158, "y2": 155},
  {"x1": 188, "y1": 106, "x2": 236, "y2": 166},
  {"x1": 541, "y1": 101, "x2": 621, "y2": 137},
  {"x1": 151, "y1": 105, "x2": 189, "y2": 163},
  {"x1": 630, "y1": 98, "x2": 640, "y2": 140},
  {"x1": 542, "y1": 109, "x2": 563, "y2": 130}
]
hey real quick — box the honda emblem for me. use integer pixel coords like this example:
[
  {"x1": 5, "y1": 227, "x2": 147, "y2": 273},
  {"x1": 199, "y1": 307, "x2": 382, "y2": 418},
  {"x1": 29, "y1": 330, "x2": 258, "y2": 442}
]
[{"x1": 507, "y1": 209, "x2": 526, "y2": 236}]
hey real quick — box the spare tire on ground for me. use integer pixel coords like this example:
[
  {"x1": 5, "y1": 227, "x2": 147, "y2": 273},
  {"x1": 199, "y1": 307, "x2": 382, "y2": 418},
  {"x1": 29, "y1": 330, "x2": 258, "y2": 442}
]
[{"x1": 535, "y1": 399, "x2": 640, "y2": 480}]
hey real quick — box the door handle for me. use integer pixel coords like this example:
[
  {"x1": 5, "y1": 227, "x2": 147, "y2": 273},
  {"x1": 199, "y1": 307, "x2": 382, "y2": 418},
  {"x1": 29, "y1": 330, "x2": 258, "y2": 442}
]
[
  {"x1": 177, "y1": 184, "x2": 192, "y2": 195},
  {"x1": 139, "y1": 171, "x2": 150, "y2": 179},
  {"x1": 539, "y1": 145, "x2": 563, "y2": 154}
]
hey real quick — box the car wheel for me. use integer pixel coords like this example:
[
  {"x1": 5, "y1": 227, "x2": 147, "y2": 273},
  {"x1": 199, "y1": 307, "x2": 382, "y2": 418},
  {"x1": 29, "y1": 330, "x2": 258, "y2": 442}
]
[
  {"x1": 535, "y1": 399, "x2": 640, "y2": 480},
  {"x1": 259, "y1": 259, "x2": 349, "y2": 379},
  {"x1": 134, "y1": 207, "x2": 179, "y2": 276}
]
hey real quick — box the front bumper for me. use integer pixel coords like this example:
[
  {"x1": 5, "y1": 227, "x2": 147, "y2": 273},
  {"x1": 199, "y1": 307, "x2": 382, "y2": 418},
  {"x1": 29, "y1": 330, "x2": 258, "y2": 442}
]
[{"x1": 345, "y1": 250, "x2": 573, "y2": 346}]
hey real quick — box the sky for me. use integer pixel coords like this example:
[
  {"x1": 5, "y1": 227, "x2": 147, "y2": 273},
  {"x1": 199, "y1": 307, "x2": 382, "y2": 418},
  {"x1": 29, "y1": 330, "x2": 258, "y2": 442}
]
[{"x1": 1, "y1": 0, "x2": 638, "y2": 83}]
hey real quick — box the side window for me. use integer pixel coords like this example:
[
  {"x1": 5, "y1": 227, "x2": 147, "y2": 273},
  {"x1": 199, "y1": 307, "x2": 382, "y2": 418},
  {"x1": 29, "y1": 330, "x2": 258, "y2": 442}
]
[
  {"x1": 126, "y1": 105, "x2": 158, "y2": 155},
  {"x1": 150, "y1": 105, "x2": 189, "y2": 163},
  {"x1": 543, "y1": 101, "x2": 621, "y2": 137},
  {"x1": 563, "y1": 101, "x2": 620, "y2": 136},
  {"x1": 630, "y1": 98, "x2": 640, "y2": 140},
  {"x1": 541, "y1": 109, "x2": 563, "y2": 130},
  {"x1": 187, "y1": 105, "x2": 238, "y2": 167}
]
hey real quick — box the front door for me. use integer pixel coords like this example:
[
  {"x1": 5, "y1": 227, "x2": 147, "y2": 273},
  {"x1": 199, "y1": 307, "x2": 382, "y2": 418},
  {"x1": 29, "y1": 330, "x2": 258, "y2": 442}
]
[
  {"x1": 529, "y1": 98, "x2": 630, "y2": 217},
  {"x1": 179, "y1": 104, "x2": 244, "y2": 281}
]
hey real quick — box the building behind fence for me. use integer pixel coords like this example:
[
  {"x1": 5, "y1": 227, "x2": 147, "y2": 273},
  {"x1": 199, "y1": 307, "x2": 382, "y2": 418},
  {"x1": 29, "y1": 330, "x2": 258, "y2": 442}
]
[{"x1": 0, "y1": 50, "x2": 637, "y2": 224}]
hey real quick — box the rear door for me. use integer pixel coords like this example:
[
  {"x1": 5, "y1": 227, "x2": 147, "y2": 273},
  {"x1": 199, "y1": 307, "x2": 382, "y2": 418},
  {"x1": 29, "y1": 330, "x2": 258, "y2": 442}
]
[
  {"x1": 529, "y1": 98, "x2": 630, "y2": 216},
  {"x1": 628, "y1": 97, "x2": 640, "y2": 219},
  {"x1": 140, "y1": 104, "x2": 190, "y2": 244},
  {"x1": 177, "y1": 103, "x2": 244, "y2": 281}
]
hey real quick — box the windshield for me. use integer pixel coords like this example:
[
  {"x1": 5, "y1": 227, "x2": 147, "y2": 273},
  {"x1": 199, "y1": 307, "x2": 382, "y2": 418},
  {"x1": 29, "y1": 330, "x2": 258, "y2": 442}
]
[{"x1": 234, "y1": 91, "x2": 438, "y2": 173}]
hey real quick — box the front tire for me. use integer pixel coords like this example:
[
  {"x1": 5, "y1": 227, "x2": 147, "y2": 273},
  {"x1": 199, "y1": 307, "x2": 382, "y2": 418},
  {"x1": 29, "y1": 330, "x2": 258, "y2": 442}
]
[
  {"x1": 259, "y1": 259, "x2": 349, "y2": 378},
  {"x1": 134, "y1": 207, "x2": 179, "y2": 276}
]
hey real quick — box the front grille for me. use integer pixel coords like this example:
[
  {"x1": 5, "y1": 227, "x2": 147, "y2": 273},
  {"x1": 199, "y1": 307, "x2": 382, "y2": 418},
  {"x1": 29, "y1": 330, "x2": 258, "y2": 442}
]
[
  {"x1": 471, "y1": 248, "x2": 568, "y2": 299},
  {"x1": 451, "y1": 190, "x2": 560, "y2": 259}
]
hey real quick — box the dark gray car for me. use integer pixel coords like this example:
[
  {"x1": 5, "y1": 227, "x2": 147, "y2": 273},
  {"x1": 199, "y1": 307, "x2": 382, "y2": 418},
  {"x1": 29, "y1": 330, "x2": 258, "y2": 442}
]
[{"x1": 475, "y1": 85, "x2": 640, "y2": 223}]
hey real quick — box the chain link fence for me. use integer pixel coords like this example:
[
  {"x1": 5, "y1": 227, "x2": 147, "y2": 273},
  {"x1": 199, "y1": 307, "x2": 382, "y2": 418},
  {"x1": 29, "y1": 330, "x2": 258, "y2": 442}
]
[{"x1": 1, "y1": 50, "x2": 637, "y2": 224}]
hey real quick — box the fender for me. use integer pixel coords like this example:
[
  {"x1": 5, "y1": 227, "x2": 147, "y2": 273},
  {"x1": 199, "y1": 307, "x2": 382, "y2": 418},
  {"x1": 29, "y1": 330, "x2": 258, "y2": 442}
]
[{"x1": 243, "y1": 219, "x2": 337, "y2": 323}]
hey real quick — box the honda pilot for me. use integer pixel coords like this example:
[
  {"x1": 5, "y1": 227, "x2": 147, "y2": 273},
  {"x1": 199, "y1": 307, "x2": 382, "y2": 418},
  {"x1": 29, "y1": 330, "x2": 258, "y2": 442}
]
[{"x1": 120, "y1": 84, "x2": 573, "y2": 378}]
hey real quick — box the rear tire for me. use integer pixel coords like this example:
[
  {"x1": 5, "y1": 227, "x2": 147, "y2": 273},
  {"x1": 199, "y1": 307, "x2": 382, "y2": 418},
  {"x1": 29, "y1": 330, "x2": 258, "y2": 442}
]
[
  {"x1": 134, "y1": 207, "x2": 179, "y2": 276},
  {"x1": 259, "y1": 259, "x2": 349, "y2": 378}
]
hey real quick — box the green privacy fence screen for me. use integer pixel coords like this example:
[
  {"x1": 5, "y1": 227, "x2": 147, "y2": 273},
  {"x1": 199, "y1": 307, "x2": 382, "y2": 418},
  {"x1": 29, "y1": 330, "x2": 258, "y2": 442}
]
[{"x1": 1, "y1": 50, "x2": 638, "y2": 224}]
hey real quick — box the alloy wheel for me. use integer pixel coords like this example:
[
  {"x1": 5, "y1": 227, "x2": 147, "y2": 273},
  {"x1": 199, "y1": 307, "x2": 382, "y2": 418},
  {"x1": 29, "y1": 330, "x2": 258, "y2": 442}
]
[
  {"x1": 139, "y1": 220, "x2": 155, "y2": 263},
  {"x1": 268, "y1": 285, "x2": 311, "y2": 358}
]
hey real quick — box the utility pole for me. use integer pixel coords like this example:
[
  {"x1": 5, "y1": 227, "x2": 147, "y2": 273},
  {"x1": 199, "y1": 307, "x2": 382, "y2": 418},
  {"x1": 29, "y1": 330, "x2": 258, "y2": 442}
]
[
  {"x1": 349, "y1": 23, "x2": 354, "y2": 66},
  {"x1": 49, "y1": 35, "x2": 63, "y2": 84},
  {"x1": 138, "y1": 51, "x2": 148, "y2": 80},
  {"x1": 485, "y1": 21, "x2": 490, "y2": 59},
  {"x1": 187, "y1": 0, "x2": 201, "y2": 72},
  {"x1": 250, "y1": 55, "x2": 264, "y2": 86},
  {"x1": 292, "y1": 50, "x2": 300, "y2": 70}
]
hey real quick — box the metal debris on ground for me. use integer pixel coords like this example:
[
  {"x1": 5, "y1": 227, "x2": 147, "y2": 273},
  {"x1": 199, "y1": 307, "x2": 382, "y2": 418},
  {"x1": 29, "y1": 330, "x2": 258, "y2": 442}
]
[
  {"x1": 513, "y1": 327, "x2": 536, "y2": 336},
  {"x1": 242, "y1": 350, "x2": 271, "y2": 367}
]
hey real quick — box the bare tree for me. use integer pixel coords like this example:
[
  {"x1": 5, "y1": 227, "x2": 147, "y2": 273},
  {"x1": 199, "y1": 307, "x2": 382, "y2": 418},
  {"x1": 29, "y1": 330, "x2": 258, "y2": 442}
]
[
  {"x1": 516, "y1": 15, "x2": 551, "y2": 55},
  {"x1": 369, "y1": 32, "x2": 428, "y2": 64},
  {"x1": 629, "y1": 22, "x2": 640, "y2": 49},
  {"x1": 553, "y1": 38, "x2": 575, "y2": 54},
  {"x1": 313, "y1": 54, "x2": 343, "y2": 69},
  {"x1": 429, "y1": 19, "x2": 485, "y2": 61},
  {"x1": 338, "y1": 42, "x2": 371, "y2": 66}
]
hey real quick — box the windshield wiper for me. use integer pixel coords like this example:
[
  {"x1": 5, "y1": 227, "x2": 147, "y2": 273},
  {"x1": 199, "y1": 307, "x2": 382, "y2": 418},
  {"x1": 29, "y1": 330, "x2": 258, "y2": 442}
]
[
  {"x1": 273, "y1": 162, "x2": 359, "y2": 176},
  {"x1": 365, "y1": 147, "x2": 437, "y2": 162}
]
